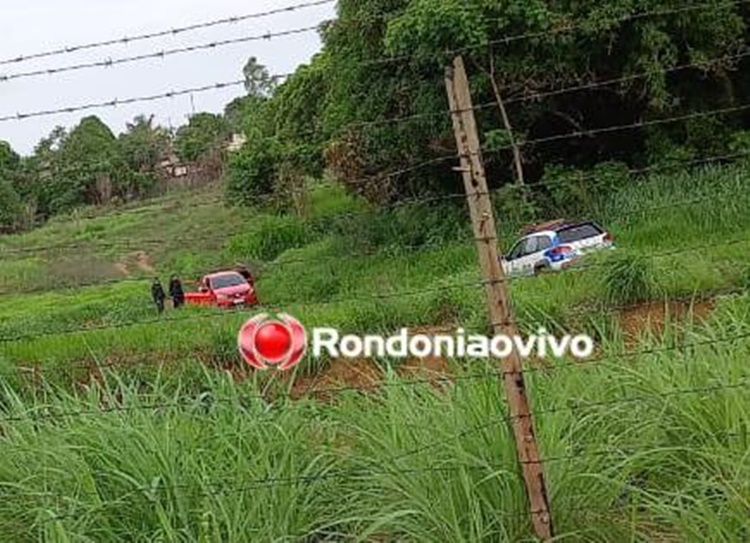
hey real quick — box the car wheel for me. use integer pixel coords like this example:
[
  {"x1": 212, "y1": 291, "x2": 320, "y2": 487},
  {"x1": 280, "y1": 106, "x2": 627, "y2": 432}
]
[{"x1": 533, "y1": 264, "x2": 549, "y2": 276}]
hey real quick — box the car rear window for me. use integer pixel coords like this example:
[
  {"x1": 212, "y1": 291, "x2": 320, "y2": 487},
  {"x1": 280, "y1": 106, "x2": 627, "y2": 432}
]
[
  {"x1": 556, "y1": 222, "x2": 603, "y2": 243},
  {"x1": 210, "y1": 274, "x2": 246, "y2": 289}
]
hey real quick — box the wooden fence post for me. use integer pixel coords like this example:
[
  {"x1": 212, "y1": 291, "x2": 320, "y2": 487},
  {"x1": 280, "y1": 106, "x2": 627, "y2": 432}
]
[{"x1": 445, "y1": 55, "x2": 554, "y2": 540}]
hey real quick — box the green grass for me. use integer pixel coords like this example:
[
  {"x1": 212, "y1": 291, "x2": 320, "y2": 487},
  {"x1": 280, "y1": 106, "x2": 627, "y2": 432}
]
[
  {"x1": 0, "y1": 314, "x2": 748, "y2": 541},
  {"x1": 1, "y1": 165, "x2": 750, "y2": 540}
]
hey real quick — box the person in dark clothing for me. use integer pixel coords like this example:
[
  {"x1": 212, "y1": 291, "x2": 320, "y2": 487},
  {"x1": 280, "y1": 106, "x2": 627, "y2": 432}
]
[
  {"x1": 151, "y1": 277, "x2": 166, "y2": 314},
  {"x1": 169, "y1": 275, "x2": 185, "y2": 309}
]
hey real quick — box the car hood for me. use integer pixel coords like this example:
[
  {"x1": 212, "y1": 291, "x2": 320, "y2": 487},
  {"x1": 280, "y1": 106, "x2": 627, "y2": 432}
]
[{"x1": 214, "y1": 285, "x2": 250, "y2": 297}]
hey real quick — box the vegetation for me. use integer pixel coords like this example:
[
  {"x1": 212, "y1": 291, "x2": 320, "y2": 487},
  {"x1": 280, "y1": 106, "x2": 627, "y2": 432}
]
[
  {"x1": 2, "y1": 1, "x2": 750, "y2": 540},
  {"x1": 220, "y1": 0, "x2": 750, "y2": 209}
]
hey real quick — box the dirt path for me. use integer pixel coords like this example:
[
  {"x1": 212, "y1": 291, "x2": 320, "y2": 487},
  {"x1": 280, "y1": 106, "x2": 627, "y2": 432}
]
[{"x1": 115, "y1": 251, "x2": 156, "y2": 276}]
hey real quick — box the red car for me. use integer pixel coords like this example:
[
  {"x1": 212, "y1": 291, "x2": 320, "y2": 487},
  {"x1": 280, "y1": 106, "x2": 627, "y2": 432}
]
[{"x1": 185, "y1": 271, "x2": 258, "y2": 309}]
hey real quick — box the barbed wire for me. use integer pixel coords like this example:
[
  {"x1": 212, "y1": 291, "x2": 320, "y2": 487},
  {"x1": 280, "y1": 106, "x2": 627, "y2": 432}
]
[
  {"x1": 16, "y1": 426, "x2": 747, "y2": 510},
  {"x1": 2, "y1": 223, "x2": 748, "y2": 333},
  {"x1": 0, "y1": 80, "x2": 251, "y2": 122},
  {"x1": 6, "y1": 140, "x2": 750, "y2": 257},
  {"x1": 0, "y1": 278, "x2": 489, "y2": 343},
  {"x1": 0, "y1": 0, "x2": 335, "y2": 67},
  {"x1": 357, "y1": 0, "x2": 750, "y2": 68},
  {"x1": 0, "y1": 27, "x2": 322, "y2": 84},
  {"x1": 347, "y1": 48, "x2": 750, "y2": 132},
  {"x1": 3, "y1": 178, "x2": 748, "y2": 304},
  {"x1": 2, "y1": 350, "x2": 746, "y2": 435},
  {"x1": 2, "y1": 2, "x2": 748, "y2": 125},
  {"x1": 5, "y1": 295, "x2": 750, "y2": 396}
]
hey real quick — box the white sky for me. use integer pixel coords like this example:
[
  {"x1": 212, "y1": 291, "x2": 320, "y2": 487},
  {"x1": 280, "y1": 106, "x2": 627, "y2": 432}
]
[{"x1": 0, "y1": 0, "x2": 335, "y2": 156}]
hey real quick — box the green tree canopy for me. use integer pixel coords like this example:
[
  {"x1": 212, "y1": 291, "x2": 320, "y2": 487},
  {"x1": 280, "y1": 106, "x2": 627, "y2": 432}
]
[
  {"x1": 225, "y1": 0, "x2": 750, "y2": 207},
  {"x1": 174, "y1": 112, "x2": 228, "y2": 162}
]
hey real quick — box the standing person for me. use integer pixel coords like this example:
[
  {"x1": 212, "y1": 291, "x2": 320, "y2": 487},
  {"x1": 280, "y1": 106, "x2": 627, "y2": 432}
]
[
  {"x1": 151, "y1": 277, "x2": 166, "y2": 314},
  {"x1": 169, "y1": 275, "x2": 185, "y2": 309}
]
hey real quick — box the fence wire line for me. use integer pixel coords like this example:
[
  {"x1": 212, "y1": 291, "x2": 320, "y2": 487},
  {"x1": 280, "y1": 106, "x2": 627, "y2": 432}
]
[
  {"x1": 347, "y1": 48, "x2": 750, "y2": 132},
  {"x1": 4, "y1": 325, "x2": 750, "y2": 418},
  {"x1": 21, "y1": 297, "x2": 748, "y2": 384},
  {"x1": 6, "y1": 141, "x2": 750, "y2": 257},
  {"x1": 346, "y1": 0, "x2": 750, "y2": 68},
  {"x1": 2, "y1": 2, "x2": 749, "y2": 123},
  {"x1": 1, "y1": 235, "x2": 746, "y2": 342},
  {"x1": 19, "y1": 427, "x2": 748, "y2": 509},
  {"x1": 4, "y1": 164, "x2": 748, "y2": 259},
  {"x1": 3, "y1": 191, "x2": 748, "y2": 304},
  {"x1": 0, "y1": 26, "x2": 325, "y2": 84},
  {"x1": 0, "y1": 0, "x2": 335, "y2": 67},
  {"x1": 2, "y1": 231, "x2": 748, "y2": 340}
]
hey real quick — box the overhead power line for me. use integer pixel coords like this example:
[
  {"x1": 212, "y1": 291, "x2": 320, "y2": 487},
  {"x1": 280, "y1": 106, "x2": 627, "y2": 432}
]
[{"x1": 0, "y1": 0, "x2": 335, "y2": 67}]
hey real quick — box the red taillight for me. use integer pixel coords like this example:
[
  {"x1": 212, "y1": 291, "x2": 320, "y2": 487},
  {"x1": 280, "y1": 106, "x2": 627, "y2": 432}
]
[{"x1": 604, "y1": 232, "x2": 613, "y2": 243}]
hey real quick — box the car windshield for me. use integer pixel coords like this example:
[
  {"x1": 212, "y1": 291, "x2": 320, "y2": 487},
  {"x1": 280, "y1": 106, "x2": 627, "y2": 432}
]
[
  {"x1": 210, "y1": 274, "x2": 246, "y2": 289},
  {"x1": 557, "y1": 222, "x2": 603, "y2": 243}
]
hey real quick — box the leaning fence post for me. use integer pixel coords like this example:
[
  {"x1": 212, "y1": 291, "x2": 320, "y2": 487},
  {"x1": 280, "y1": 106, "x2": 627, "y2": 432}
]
[{"x1": 444, "y1": 55, "x2": 554, "y2": 540}]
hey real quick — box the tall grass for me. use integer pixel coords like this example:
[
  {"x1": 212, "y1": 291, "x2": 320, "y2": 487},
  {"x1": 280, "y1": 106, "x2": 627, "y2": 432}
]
[
  {"x1": 1, "y1": 160, "x2": 750, "y2": 540},
  {"x1": 1, "y1": 322, "x2": 748, "y2": 541}
]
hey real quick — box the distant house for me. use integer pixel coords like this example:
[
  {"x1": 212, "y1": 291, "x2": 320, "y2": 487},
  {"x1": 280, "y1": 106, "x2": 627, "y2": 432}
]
[{"x1": 158, "y1": 150, "x2": 188, "y2": 178}]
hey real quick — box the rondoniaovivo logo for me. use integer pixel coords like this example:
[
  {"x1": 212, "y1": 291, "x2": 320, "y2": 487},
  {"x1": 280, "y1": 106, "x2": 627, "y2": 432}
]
[{"x1": 237, "y1": 313, "x2": 307, "y2": 371}]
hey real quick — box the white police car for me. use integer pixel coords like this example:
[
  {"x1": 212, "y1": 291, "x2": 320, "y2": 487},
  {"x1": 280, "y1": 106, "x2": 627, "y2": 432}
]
[{"x1": 501, "y1": 219, "x2": 614, "y2": 277}]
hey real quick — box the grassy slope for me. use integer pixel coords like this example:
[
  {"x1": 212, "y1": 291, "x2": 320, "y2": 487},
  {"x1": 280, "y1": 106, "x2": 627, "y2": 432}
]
[{"x1": 0, "y1": 166, "x2": 749, "y2": 540}]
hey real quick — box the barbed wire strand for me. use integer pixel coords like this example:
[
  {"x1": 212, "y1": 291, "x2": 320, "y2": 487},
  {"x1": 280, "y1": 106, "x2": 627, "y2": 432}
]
[
  {"x1": 1, "y1": 235, "x2": 746, "y2": 341},
  {"x1": 5, "y1": 311, "x2": 750, "y2": 401},
  {"x1": 2, "y1": 1, "x2": 748, "y2": 123},
  {"x1": 0, "y1": 0, "x2": 336, "y2": 67}
]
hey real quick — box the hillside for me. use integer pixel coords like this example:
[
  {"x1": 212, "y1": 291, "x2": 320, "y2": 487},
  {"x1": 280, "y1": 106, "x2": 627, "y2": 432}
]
[{"x1": 0, "y1": 163, "x2": 749, "y2": 540}]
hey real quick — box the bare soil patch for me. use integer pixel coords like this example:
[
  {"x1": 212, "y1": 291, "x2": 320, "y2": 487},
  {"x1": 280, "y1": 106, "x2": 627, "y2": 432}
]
[
  {"x1": 617, "y1": 298, "x2": 715, "y2": 346},
  {"x1": 115, "y1": 251, "x2": 157, "y2": 276}
]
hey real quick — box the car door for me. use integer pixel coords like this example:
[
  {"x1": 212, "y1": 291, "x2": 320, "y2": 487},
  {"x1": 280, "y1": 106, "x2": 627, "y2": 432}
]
[
  {"x1": 514, "y1": 236, "x2": 541, "y2": 275},
  {"x1": 503, "y1": 239, "x2": 527, "y2": 276}
]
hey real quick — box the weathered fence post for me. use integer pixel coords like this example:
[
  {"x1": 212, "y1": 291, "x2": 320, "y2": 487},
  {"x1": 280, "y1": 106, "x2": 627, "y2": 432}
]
[{"x1": 445, "y1": 55, "x2": 554, "y2": 540}]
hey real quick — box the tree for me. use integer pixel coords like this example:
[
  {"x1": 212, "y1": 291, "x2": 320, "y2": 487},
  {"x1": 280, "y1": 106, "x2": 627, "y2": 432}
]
[
  {"x1": 0, "y1": 141, "x2": 20, "y2": 173},
  {"x1": 225, "y1": 138, "x2": 282, "y2": 206},
  {"x1": 37, "y1": 116, "x2": 122, "y2": 211},
  {"x1": 118, "y1": 115, "x2": 170, "y2": 197},
  {"x1": 243, "y1": 57, "x2": 277, "y2": 98},
  {"x1": 174, "y1": 112, "x2": 228, "y2": 162},
  {"x1": 0, "y1": 178, "x2": 22, "y2": 232},
  {"x1": 0, "y1": 141, "x2": 23, "y2": 231}
]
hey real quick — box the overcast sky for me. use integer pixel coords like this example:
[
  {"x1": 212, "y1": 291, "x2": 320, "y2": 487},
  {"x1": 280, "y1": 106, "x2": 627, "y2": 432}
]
[{"x1": 0, "y1": 0, "x2": 335, "y2": 156}]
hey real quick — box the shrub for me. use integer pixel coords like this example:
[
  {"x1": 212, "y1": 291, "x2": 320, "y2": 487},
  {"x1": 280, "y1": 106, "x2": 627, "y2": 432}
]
[
  {"x1": 326, "y1": 200, "x2": 468, "y2": 253},
  {"x1": 225, "y1": 138, "x2": 282, "y2": 206},
  {"x1": 539, "y1": 161, "x2": 630, "y2": 218},
  {"x1": 602, "y1": 251, "x2": 660, "y2": 306},
  {"x1": 225, "y1": 214, "x2": 316, "y2": 262},
  {"x1": 493, "y1": 184, "x2": 538, "y2": 230},
  {"x1": 0, "y1": 178, "x2": 23, "y2": 232}
]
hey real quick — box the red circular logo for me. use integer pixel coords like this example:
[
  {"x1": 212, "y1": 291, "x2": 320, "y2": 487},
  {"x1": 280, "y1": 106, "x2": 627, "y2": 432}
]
[
  {"x1": 237, "y1": 313, "x2": 307, "y2": 371},
  {"x1": 255, "y1": 322, "x2": 292, "y2": 361}
]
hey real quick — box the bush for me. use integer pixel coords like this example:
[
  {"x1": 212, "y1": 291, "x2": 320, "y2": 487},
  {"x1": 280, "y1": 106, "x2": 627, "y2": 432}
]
[
  {"x1": 0, "y1": 178, "x2": 23, "y2": 232},
  {"x1": 326, "y1": 201, "x2": 468, "y2": 253},
  {"x1": 602, "y1": 251, "x2": 660, "y2": 306},
  {"x1": 539, "y1": 161, "x2": 630, "y2": 218},
  {"x1": 729, "y1": 130, "x2": 750, "y2": 164},
  {"x1": 493, "y1": 184, "x2": 539, "y2": 230},
  {"x1": 225, "y1": 214, "x2": 316, "y2": 262},
  {"x1": 225, "y1": 138, "x2": 282, "y2": 206}
]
